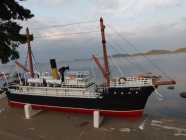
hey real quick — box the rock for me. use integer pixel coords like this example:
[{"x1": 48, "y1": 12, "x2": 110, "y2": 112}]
[
  {"x1": 180, "y1": 92, "x2": 186, "y2": 98},
  {"x1": 0, "y1": 108, "x2": 5, "y2": 114}
]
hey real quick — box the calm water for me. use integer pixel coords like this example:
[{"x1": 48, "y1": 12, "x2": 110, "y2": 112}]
[{"x1": 0, "y1": 53, "x2": 186, "y2": 120}]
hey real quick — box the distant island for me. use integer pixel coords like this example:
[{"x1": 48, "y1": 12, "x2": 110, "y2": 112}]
[
  {"x1": 111, "y1": 47, "x2": 186, "y2": 58},
  {"x1": 74, "y1": 47, "x2": 186, "y2": 61}
]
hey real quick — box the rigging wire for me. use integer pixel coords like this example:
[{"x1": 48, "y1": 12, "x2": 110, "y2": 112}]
[
  {"x1": 108, "y1": 25, "x2": 182, "y2": 103},
  {"x1": 31, "y1": 52, "x2": 40, "y2": 73},
  {"x1": 15, "y1": 65, "x2": 22, "y2": 85},
  {"x1": 31, "y1": 20, "x2": 98, "y2": 30},
  {"x1": 24, "y1": 50, "x2": 28, "y2": 69},
  {"x1": 107, "y1": 32, "x2": 174, "y2": 101},
  {"x1": 21, "y1": 20, "x2": 174, "y2": 81},
  {"x1": 109, "y1": 50, "x2": 124, "y2": 76},
  {"x1": 34, "y1": 30, "x2": 99, "y2": 39},
  {"x1": 107, "y1": 41, "x2": 148, "y2": 74},
  {"x1": 107, "y1": 24, "x2": 174, "y2": 80},
  {"x1": 105, "y1": 29, "x2": 148, "y2": 73},
  {"x1": 90, "y1": 59, "x2": 97, "y2": 82}
]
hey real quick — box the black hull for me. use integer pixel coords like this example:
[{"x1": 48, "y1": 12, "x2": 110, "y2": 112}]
[{"x1": 5, "y1": 86, "x2": 154, "y2": 116}]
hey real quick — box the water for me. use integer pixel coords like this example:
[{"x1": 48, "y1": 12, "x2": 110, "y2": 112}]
[{"x1": 0, "y1": 53, "x2": 186, "y2": 120}]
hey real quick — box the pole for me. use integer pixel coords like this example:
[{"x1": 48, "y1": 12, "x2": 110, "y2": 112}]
[
  {"x1": 26, "y1": 27, "x2": 34, "y2": 78},
  {"x1": 100, "y1": 17, "x2": 110, "y2": 86}
]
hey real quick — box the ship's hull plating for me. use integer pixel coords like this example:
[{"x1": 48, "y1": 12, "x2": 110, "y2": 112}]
[{"x1": 6, "y1": 86, "x2": 154, "y2": 117}]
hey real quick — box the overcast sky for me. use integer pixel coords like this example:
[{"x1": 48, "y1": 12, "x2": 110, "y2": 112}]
[{"x1": 18, "y1": 0, "x2": 186, "y2": 62}]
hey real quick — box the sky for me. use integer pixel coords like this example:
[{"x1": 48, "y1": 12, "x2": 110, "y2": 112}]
[{"x1": 17, "y1": 0, "x2": 186, "y2": 62}]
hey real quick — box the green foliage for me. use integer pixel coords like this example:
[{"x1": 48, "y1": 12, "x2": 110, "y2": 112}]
[{"x1": 0, "y1": 0, "x2": 34, "y2": 64}]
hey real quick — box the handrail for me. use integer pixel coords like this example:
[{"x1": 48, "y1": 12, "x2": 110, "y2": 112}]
[{"x1": 13, "y1": 85, "x2": 98, "y2": 98}]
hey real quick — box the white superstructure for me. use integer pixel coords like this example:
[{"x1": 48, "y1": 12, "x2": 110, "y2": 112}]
[{"x1": 9, "y1": 71, "x2": 99, "y2": 98}]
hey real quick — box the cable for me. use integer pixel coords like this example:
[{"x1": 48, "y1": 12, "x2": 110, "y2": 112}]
[
  {"x1": 107, "y1": 24, "x2": 174, "y2": 80},
  {"x1": 34, "y1": 30, "x2": 99, "y2": 39},
  {"x1": 107, "y1": 41, "x2": 148, "y2": 73},
  {"x1": 31, "y1": 20, "x2": 98, "y2": 30},
  {"x1": 90, "y1": 59, "x2": 97, "y2": 82},
  {"x1": 31, "y1": 52, "x2": 40, "y2": 73},
  {"x1": 24, "y1": 50, "x2": 28, "y2": 69},
  {"x1": 109, "y1": 51, "x2": 124, "y2": 76}
]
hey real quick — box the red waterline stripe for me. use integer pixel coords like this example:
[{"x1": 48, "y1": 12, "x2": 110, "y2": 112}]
[{"x1": 8, "y1": 101, "x2": 144, "y2": 118}]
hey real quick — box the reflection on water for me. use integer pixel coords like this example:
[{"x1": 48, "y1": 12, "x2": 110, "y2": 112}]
[{"x1": 0, "y1": 53, "x2": 186, "y2": 120}]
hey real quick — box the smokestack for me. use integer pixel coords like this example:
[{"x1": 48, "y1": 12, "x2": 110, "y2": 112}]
[
  {"x1": 50, "y1": 59, "x2": 59, "y2": 79},
  {"x1": 59, "y1": 66, "x2": 69, "y2": 82}
]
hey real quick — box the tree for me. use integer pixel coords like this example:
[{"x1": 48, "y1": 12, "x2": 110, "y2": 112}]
[{"x1": 0, "y1": 0, "x2": 34, "y2": 64}]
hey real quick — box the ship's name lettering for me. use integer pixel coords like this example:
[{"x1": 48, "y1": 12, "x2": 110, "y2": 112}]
[{"x1": 129, "y1": 87, "x2": 140, "y2": 91}]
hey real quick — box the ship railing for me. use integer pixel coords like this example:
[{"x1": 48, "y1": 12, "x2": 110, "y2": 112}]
[
  {"x1": 110, "y1": 77, "x2": 153, "y2": 87},
  {"x1": 26, "y1": 77, "x2": 94, "y2": 88},
  {"x1": 14, "y1": 85, "x2": 98, "y2": 98},
  {"x1": 24, "y1": 80, "x2": 95, "y2": 89}
]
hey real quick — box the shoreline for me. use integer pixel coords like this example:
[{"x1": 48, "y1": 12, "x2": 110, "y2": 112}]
[{"x1": 0, "y1": 97, "x2": 186, "y2": 140}]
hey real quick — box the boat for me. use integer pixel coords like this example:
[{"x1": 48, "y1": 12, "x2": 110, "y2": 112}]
[{"x1": 0, "y1": 17, "x2": 176, "y2": 117}]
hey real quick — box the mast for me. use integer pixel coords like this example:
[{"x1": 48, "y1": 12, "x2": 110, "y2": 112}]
[
  {"x1": 26, "y1": 27, "x2": 34, "y2": 78},
  {"x1": 100, "y1": 17, "x2": 110, "y2": 86}
]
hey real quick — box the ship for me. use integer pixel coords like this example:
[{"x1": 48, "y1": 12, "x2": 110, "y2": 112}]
[{"x1": 0, "y1": 17, "x2": 176, "y2": 117}]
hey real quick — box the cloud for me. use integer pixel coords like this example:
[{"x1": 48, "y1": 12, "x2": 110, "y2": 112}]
[
  {"x1": 17, "y1": 18, "x2": 186, "y2": 62},
  {"x1": 91, "y1": 0, "x2": 183, "y2": 16},
  {"x1": 91, "y1": 0, "x2": 135, "y2": 14},
  {"x1": 37, "y1": 29, "x2": 66, "y2": 40},
  {"x1": 106, "y1": 15, "x2": 186, "y2": 40},
  {"x1": 28, "y1": 0, "x2": 66, "y2": 6},
  {"x1": 16, "y1": 0, "x2": 186, "y2": 61},
  {"x1": 33, "y1": 25, "x2": 99, "y2": 41},
  {"x1": 124, "y1": 21, "x2": 186, "y2": 40},
  {"x1": 21, "y1": 15, "x2": 186, "y2": 44},
  {"x1": 141, "y1": 0, "x2": 182, "y2": 8},
  {"x1": 20, "y1": 16, "x2": 100, "y2": 41}
]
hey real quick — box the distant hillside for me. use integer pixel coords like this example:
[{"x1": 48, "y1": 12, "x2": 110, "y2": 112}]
[
  {"x1": 143, "y1": 49, "x2": 172, "y2": 55},
  {"x1": 112, "y1": 48, "x2": 186, "y2": 58},
  {"x1": 174, "y1": 48, "x2": 186, "y2": 53},
  {"x1": 111, "y1": 53, "x2": 130, "y2": 58},
  {"x1": 130, "y1": 48, "x2": 186, "y2": 56},
  {"x1": 73, "y1": 47, "x2": 186, "y2": 61}
]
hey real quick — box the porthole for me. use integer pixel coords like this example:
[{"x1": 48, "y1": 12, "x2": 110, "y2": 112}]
[{"x1": 121, "y1": 92, "x2": 124, "y2": 95}]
